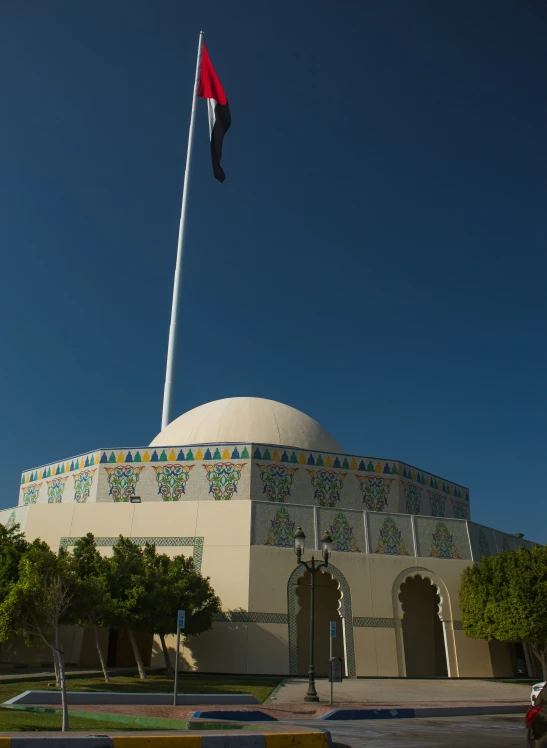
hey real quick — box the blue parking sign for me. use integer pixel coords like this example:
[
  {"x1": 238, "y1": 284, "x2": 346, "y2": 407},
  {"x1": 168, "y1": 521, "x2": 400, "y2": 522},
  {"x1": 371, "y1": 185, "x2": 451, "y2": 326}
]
[
  {"x1": 177, "y1": 610, "x2": 186, "y2": 629},
  {"x1": 330, "y1": 621, "x2": 336, "y2": 638}
]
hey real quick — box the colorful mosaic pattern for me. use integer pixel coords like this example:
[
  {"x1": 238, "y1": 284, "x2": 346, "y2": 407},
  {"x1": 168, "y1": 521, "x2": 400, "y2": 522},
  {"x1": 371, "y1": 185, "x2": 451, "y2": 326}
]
[
  {"x1": 59, "y1": 536, "x2": 204, "y2": 572},
  {"x1": 256, "y1": 463, "x2": 299, "y2": 503},
  {"x1": 428, "y1": 491, "x2": 446, "y2": 517},
  {"x1": 376, "y1": 517, "x2": 409, "y2": 556},
  {"x1": 46, "y1": 476, "x2": 69, "y2": 504},
  {"x1": 478, "y1": 528, "x2": 491, "y2": 558},
  {"x1": 329, "y1": 512, "x2": 360, "y2": 552},
  {"x1": 203, "y1": 462, "x2": 246, "y2": 500},
  {"x1": 22, "y1": 483, "x2": 42, "y2": 505},
  {"x1": 73, "y1": 469, "x2": 96, "y2": 503},
  {"x1": 105, "y1": 465, "x2": 145, "y2": 502},
  {"x1": 212, "y1": 612, "x2": 288, "y2": 623},
  {"x1": 287, "y1": 563, "x2": 356, "y2": 677},
  {"x1": 429, "y1": 521, "x2": 461, "y2": 559},
  {"x1": 152, "y1": 464, "x2": 194, "y2": 501},
  {"x1": 307, "y1": 469, "x2": 347, "y2": 507},
  {"x1": 353, "y1": 617, "x2": 395, "y2": 628},
  {"x1": 356, "y1": 474, "x2": 393, "y2": 511},
  {"x1": 401, "y1": 481, "x2": 421, "y2": 514},
  {"x1": 3, "y1": 512, "x2": 17, "y2": 530},
  {"x1": 451, "y1": 499, "x2": 468, "y2": 520},
  {"x1": 265, "y1": 506, "x2": 296, "y2": 548}
]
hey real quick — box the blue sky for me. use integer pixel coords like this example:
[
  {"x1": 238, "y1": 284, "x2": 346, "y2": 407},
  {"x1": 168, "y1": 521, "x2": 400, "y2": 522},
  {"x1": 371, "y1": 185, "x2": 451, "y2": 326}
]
[{"x1": 1, "y1": 1, "x2": 546, "y2": 541}]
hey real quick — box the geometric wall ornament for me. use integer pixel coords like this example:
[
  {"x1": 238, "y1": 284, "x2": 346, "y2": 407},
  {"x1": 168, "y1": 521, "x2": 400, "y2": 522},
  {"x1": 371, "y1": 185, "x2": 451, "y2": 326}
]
[
  {"x1": 3, "y1": 511, "x2": 17, "y2": 530},
  {"x1": 353, "y1": 617, "x2": 395, "y2": 628},
  {"x1": 307, "y1": 469, "x2": 347, "y2": 508},
  {"x1": 451, "y1": 499, "x2": 468, "y2": 520},
  {"x1": 22, "y1": 483, "x2": 42, "y2": 505},
  {"x1": 287, "y1": 562, "x2": 356, "y2": 677},
  {"x1": 355, "y1": 474, "x2": 393, "y2": 511},
  {"x1": 202, "y1": 462, "x2": 246, "y2": 500},
  {"x1": 46, "y1": 476, "x2": 69, "y2": 504},
  {"x1": 401, "y1": 480, "x2": 421, "y2": 514},
  {"x1": 376, "y1": 516, "x2": 409, "y2": 556},
  {"x1": 73, "y1": 469, "x2": 97, "y2": 504},
  {"x1": 427, "y1": 490, "x2": 446, "y2": 517},
  {"x1": 212, "y1": 611, "x2": 288, "y2": 624},
  {"x1": 429, "y1": 521, "x2": 462, "y2": 560},
  {"x1": 59, "y1": 536, "x2": 204, "y2": 572},
  {"x1": 152, "y1": 464, "x2": 195, "y2": 501},
  {"x1": 105, "y1": 465, "x2": 145, "y2": 502},
  {"x1": 264, "y1": 505, "x2": 296, "y2": 548},
  {"x1": 256, "y1": 463, "x2": 299, "y2": 503},
  {"x1": 329, "y1": 511, "x2": 360, "y2": 552}
]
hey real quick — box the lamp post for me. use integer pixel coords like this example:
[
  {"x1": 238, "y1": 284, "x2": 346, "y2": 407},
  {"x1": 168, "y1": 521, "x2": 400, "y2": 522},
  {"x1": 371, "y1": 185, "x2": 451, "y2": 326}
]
[{"x1": 293, "y1": 526, "x2": 333, "y2": 703}]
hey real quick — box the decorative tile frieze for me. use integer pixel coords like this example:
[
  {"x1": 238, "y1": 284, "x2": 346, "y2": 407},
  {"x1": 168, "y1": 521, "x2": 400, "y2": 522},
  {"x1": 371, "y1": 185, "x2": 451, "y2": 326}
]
[
  {"x1": 212, "y1": 612, "x2": 288, "y2": 624},
  {"x1": 59, "y1": 536, "x2": 204, "y2": 572},
  {"x1": 353, "y1": 617, "x2": 395, "y2": 628}
]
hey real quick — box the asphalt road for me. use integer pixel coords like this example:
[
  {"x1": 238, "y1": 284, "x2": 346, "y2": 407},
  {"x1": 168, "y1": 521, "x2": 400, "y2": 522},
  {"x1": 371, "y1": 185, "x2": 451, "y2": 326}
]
[{"x1": 298, "y1": 715, "x2": 526, "y2": 748}]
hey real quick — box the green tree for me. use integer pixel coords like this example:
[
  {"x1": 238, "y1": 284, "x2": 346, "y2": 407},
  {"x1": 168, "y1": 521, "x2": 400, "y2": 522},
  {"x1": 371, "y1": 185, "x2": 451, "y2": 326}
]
[
  {"x1": 0, "y1": 544, "x2": 83, "y2": 730},
  {"x1": 71, "y1": 533, "x2": 113, "y2": 683},
  {"x1": 460, "y1": 545, "x2": 547, "y2": 679},
  {"x1": 0, "y1": 525, "x2": 49, "y2": 603},
  {"x1": 139, "y1": 547, "x2": 220, "y2": 674},
  {"x1": 105, "y1": 536, "x2": 149, "y2": 679}
]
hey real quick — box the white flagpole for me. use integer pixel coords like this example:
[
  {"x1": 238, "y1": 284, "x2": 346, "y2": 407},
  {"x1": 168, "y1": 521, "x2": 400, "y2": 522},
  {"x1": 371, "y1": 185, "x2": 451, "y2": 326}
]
[{"x1": 161, "y1": 31, "x2": 205, "y2": 431}]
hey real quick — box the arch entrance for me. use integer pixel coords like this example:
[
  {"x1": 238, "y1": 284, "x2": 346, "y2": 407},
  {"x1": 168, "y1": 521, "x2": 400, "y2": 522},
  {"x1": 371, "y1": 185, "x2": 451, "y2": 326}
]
[
  {"x1": 296, "y1": 571, "x2": 343, "y2": 676},
  {"x1": 287, "y1": 563, "x2": 356, "y2": 677},
  {"x1": 399, "y1": 575, "x2": 448, "y2": 677}
]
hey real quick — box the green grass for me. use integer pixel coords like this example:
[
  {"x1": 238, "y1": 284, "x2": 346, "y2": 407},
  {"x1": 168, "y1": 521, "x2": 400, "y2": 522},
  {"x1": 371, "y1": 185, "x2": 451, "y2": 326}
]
[
  {"x1": 0, "y1": 706, "x2": 174, "y2": 732},
  {"x1": 0, "y1": 674, "x2": 281, "y2": 705}
]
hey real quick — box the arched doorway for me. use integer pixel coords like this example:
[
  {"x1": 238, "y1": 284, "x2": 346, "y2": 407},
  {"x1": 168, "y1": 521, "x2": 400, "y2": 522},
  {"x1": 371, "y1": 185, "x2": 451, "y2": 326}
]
[
  {"x1": 399, "y1": 575, "x2": 448, "y2": 677},
  {"x1": 295, "y1": 571, "x2": 344, "y2": 676},
  {"x1": 287, "y1": 563, "x2": 356, "y2": 677}
]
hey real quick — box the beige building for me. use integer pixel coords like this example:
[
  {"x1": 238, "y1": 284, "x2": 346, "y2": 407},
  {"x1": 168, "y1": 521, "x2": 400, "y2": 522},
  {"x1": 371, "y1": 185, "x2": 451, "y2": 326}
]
[{"x1": 2, "y1": 397, "x2": 540, "y2": 678}]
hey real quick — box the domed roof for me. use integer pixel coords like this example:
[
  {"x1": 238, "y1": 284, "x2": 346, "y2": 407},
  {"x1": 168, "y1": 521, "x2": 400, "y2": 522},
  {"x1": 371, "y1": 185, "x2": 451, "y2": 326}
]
[{"x1": 150, "y1": 397, "x2": 343, "y2": 453}]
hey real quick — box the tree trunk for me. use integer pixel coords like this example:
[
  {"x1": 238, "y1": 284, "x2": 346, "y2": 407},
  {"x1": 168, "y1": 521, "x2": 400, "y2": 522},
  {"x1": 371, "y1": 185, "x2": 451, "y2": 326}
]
[
  {"x1": 55, "y1": 628, "x2": 69, "y2": 732},
  {"x1": 531, "y1": 644, "x2": 547, "y2": 681},
  {"x1": 94, "y1": 626, "x2": 110, "y2": 684},
  {"x1": 127, "y1": 629, "x2": 146, "y2": 680},
  {"x1": 53, "y1": 651, "x2": 61, "y2": 688},
  {"x1": 159, "y1": 633, "x2": 173, "y2": 675}
]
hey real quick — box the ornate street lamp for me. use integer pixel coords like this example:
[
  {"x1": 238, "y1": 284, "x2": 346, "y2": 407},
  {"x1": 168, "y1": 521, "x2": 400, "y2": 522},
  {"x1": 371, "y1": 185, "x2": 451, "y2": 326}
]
[{"x1": 293, "y1": 526, "x2": 333, "y2": 702}]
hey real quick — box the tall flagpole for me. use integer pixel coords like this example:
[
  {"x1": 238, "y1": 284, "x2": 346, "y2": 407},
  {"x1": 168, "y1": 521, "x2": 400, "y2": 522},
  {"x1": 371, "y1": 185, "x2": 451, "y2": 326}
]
[{"x1": 161, "y1": 31, "x2": 205, "y2": 431}]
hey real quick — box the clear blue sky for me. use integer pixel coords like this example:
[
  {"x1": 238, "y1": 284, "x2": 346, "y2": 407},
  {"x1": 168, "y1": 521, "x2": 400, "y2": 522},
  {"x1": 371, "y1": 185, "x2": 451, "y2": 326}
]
[{"x1": 1, "y1": 1, "x2": 545, "y2": 541}]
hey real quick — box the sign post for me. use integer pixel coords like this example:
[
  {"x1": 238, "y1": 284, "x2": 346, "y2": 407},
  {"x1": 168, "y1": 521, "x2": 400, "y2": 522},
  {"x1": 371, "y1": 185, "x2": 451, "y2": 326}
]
[
  {"x1": 329, "y1": 621, "x2": 336, "y2": 705},
  {"x1": 173, "y1": 610, "x2": 186, "y2": 706}
]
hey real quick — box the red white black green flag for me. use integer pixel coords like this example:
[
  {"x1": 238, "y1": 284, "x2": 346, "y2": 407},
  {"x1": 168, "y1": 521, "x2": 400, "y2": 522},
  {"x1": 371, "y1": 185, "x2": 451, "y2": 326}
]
[{"x1": 198, "y1": 43, "x2": 231, "y2": 183}]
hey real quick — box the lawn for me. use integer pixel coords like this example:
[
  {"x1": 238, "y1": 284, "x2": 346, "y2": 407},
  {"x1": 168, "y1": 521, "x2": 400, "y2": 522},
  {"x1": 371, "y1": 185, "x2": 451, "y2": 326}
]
[
  {"x1": 0, "y1": 706, "x2": 178, "y2": 732},
  {"x1": 0, "y1": 673, "x2": 282, "y2": 705}
]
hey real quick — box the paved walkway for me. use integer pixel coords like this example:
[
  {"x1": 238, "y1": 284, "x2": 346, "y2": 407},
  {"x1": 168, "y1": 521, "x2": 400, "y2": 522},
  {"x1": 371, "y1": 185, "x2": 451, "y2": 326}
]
[{"x1": 269, "y1": 677, "x2": 532, "y2": 707}]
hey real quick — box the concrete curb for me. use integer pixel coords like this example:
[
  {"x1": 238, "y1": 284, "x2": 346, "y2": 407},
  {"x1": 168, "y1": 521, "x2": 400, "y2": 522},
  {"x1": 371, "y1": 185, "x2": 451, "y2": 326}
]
[
  {"x1": 320, "y1": 704, "x2": 528, "y2": 720},
  {"x1": 193, "y1": 714, "x2": 275, "y2": 723},
  {"x1": 1, "y1": 705, "x2": 191, "y2": 731},
  {"x1": 5, "y1": 694, "x2": 259, "y2": 707},
  {"x1": 0, "y1": 733, "x2": 331, "y2": 748}
]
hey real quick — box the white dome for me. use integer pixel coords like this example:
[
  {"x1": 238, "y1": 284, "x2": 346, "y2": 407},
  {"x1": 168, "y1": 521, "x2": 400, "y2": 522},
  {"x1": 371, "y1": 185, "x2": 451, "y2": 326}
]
[{"x1": 150, "y1": 397, "x2": 343, "y2": 453}]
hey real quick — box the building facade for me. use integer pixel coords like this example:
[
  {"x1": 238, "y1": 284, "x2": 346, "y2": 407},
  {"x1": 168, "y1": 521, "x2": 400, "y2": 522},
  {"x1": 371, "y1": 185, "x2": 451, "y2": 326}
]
[{"x1": 1, "y1": 397, "x2": 540, "y2": 678}]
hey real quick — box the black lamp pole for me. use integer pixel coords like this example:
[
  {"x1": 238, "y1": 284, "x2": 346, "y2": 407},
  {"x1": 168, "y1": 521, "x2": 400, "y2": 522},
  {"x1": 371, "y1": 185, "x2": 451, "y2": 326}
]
[{"x1": 293, "y1": 527, "x2": 333, "y2": 703}]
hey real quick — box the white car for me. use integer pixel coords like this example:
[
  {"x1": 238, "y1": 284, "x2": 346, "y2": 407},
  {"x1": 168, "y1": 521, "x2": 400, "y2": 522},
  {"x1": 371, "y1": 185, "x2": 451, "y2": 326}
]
[{"x1": 532, "y1": 682, "x2": 546, "y2": 704}]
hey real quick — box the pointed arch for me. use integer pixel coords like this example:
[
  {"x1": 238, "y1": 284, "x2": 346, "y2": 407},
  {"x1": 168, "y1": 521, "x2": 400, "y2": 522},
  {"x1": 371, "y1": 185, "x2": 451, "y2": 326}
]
[{"x1": 287, "y1": 563, "x2": 356, "y2": 677}]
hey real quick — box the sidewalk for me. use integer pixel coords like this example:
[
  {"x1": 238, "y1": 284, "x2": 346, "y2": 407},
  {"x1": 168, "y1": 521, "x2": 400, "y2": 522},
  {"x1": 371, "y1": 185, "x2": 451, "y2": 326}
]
[{"x1": 269, "y1": 677, "x2": 532, "y2": 707}]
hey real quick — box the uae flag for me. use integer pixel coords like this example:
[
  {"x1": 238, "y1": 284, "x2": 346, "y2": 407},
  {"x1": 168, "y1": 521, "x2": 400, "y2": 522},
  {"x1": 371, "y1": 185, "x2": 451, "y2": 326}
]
[{"x1": 198, "y1": 43, "x2": 231, "y2": 183}]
